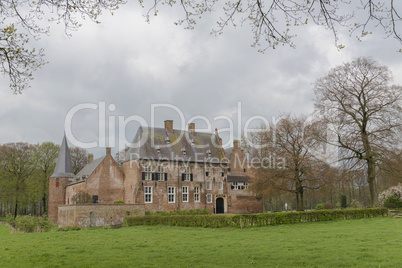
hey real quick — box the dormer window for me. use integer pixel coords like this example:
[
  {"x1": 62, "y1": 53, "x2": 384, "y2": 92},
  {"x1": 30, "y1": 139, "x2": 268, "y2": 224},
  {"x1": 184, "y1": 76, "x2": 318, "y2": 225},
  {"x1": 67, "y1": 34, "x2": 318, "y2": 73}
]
[
  {"x1": 181, "y1": 148, "x2": 186, "y2": 156},
  {"x1": 165, "y1": 137, "x2": 170, "y2": 144},
  {"x1": 206, "y1": 150, "x2": 211, "y2": 158},
  {"x1": 156, "y1": 145, "x2": 161, "y2": 154},
  {"x1": 191, "y1": 139, "x2": 195, "y2": 146}
]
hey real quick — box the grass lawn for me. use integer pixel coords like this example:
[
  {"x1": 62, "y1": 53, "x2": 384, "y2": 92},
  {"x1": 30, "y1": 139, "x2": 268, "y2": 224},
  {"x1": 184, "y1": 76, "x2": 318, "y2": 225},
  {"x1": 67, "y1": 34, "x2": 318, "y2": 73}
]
[{"x1": 0, "y1": 217, "x2": 401, "y2": 267}]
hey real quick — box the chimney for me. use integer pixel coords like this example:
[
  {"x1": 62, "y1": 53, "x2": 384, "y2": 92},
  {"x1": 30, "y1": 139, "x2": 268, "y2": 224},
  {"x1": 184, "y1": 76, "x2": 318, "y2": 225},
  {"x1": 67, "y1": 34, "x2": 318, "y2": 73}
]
[
  {"x1": 88, "y1": 153, "x2": 94, "y2": 164},
  {"x1": 106, "y1": 147, "x2": 111, "y2": 156},
  {"x1": 164, "y1": 120, "x2": 173, "y2": 134},
  {"x1": 188, "y1": 123, "x2": 195, "y2": 136},
  {"x1": 233, "y1": 140, "x2": 240, "y2": 148}
]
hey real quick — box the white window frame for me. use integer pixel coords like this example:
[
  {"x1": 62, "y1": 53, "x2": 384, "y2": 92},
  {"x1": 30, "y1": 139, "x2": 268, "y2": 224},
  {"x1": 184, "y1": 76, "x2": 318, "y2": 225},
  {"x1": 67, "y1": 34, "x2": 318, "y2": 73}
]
[
  {"x1": 144, "y1": 165, "x2": 152, "y2": 181},
  {"x1": 206, "y1": 193, "x2": 212, "y2": 203},
  {"x1": 231, "y1": 182, "x2": 248, "y2": 190},
  {"x1": 144, "y1": 186, "x2": 153, "y2": 203},
  {"x1": 218, "y1": 181, "x2": 223, "y2": 190},
  {"x1": 184, "y1": 166, "x2": 191, "y2": 181},
  {"x1": 206, "y1": 181, "x2": 212, "y2": 190},
  {"x1": 168, "y1": 186, "x2": 175, "y2": 203},
  {"x1": 158, "y1": 165, "x2": 165, "y2": 181},
  {"x1": 182, "y1": 186, "x2": 189, "y2": 202},
  {"x1": 194, "y1": 186, "x2": 200, "y2": 202}
]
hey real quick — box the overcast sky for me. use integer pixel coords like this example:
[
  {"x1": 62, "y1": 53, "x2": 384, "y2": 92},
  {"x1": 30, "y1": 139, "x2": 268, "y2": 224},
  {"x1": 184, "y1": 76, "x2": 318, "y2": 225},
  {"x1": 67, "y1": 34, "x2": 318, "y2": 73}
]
[{"x1": 1, "y1": 2, "x2": 401, "y2": 158}]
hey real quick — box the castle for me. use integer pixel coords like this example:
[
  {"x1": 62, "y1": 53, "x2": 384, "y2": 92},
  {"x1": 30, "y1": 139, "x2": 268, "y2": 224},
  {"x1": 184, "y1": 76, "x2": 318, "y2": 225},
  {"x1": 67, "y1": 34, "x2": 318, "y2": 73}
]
[{"x1": 49, "y1": 120, "x2": 262, "y2": 226}]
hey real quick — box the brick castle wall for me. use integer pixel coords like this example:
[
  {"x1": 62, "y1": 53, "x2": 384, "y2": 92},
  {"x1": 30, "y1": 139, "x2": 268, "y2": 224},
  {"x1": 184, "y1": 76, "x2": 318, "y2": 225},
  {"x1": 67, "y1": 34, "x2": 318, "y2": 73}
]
[
  {"x1": 49, "y1": 177, "x2": 69, "y2": 223},
  {"x1": 58, "y1": 204, "x2": 145, "y2": 227}
]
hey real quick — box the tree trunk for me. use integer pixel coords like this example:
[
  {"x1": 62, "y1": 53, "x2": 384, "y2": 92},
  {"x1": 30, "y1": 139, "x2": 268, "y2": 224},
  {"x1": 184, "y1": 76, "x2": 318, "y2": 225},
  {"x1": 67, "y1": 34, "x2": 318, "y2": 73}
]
[
  {"x1": 13, "y1": 200, "x2": 18, "y2": 218},
  {"x1": 42, "y1": 196, "x2": 47, "y2": 216},
  {"x1": 367, "y1": 158, "x2": 376, "y2": 207},
  {"x1": 296, "y1": 190, "x2": 304, "y2": 211}
]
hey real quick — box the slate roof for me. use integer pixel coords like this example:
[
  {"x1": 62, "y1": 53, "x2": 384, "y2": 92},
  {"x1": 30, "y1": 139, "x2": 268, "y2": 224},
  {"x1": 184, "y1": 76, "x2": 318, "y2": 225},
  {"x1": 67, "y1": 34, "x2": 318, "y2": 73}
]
[
  {"x1": 51, "y1": 134, "x2": 74, "y2": 178},
  {"x1": 124, "y1": 126, "x2": 226, "y2": 163},
  {"x1": 69, "y1": 156, "x2": 106, "y2": 184},
  {"x1": 227, "y1": 175, "x2": 250, "y2": 182}
]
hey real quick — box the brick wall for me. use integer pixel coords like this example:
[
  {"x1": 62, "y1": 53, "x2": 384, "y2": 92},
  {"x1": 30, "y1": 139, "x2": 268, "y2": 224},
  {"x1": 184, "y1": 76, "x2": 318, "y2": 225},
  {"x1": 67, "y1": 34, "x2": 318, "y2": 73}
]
[
  {"x1": 65, "y1": 154, "x2": 124, "y2": 204},
  {"x1": 118, "y1": 141, "x2": 263, "y2": 214},
  {"x1": 49, "y1": 176, "x2": 69, "y2": 223},
  {"x1": 58, "y1": 204, "x2": 145, "y2": 227}
]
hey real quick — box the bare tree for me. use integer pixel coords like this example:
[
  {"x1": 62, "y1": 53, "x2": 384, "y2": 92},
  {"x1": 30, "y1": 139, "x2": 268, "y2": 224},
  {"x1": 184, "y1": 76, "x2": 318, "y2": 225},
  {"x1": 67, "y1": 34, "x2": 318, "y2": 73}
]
[
  {"x1": 248, "y1": 114, "x2": 330, "y2": 211},
  {"x1": 1, "y1": 0, "x2": 123, "y2": 94},
  {"x1": 145, "y1": 1, "x2": 401, "y2": 50},
  {"x1": 2, "y1": 1, "x2": 402, "y2": 94},
  {"x1": 69, "y1": 147, "x2": 88, "y2": 175},
  {"x1": 314, "y1": 57, "x2": 402, "y2": 207}
]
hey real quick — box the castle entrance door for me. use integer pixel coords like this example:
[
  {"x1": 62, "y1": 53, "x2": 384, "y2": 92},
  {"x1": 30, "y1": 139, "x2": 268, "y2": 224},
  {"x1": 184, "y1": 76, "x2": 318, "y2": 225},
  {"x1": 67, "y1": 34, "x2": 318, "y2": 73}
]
[{"x1": 216, "y1": 198, "x2": 224, "y2": 214}]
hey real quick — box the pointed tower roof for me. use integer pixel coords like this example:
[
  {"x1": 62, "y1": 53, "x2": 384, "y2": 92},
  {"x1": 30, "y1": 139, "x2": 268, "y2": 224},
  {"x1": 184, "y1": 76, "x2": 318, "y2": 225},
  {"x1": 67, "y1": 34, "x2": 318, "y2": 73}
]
[{"x1": 51, "y1": 133, "x2": 74, "y2": 178}]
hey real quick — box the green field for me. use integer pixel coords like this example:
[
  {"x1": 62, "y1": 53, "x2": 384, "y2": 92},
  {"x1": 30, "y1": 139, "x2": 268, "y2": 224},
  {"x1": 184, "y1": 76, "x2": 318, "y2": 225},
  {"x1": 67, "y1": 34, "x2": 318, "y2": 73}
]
[{"x1": 0, "y1": 217, "x2": 401, "y2": 267}]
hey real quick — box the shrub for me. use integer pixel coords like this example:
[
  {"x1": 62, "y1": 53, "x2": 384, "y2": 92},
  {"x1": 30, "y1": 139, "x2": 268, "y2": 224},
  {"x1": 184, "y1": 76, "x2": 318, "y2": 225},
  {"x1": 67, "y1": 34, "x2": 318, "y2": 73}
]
[
  {"x1": 383, "y1": 193, "x2": 402, "y2": 208},
  {"x1": 378, "y1": 184, "x2": 402, "y2": 207},
  {"x1": 151, "y1": 209, "x2": 210, "y2": 216},
  {"x1": 6, "y1": 215, "x2": 53, "y2": 233},
  {"x1": 123, "y1": 208, "x2": 388, "y2": 229},
  {"x1": 323, "y1": 203, "x2": 336, "y2": 210},
  {"x1": 341, "y1": 195, "x2": 347, "y2": 209},
  {"x1": 114, "y1": 200, "x2": 125, "y2": 204},
  {"x1": 315, "y1": 204, "x2": 324, "y2": 210},
  {"x1": 350, "y1": 199, "x2": 363, "y2": 208}
]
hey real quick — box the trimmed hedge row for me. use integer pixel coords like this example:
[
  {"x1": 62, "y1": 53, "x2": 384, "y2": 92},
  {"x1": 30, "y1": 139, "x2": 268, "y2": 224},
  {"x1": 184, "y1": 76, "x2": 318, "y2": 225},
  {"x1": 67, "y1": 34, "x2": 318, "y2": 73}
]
[
  {"x1": 123, "y1": 208, "x2": 388, "y2": 228},
  {"x1": 146, "y1": 209, "x2": 210, "y2": 216}
]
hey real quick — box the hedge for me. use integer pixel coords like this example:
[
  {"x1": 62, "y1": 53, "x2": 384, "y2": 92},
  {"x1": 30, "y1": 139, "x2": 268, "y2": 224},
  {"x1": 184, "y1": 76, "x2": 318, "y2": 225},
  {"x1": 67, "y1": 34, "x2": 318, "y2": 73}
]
[
  {"x1": 146, "y1": 209, "x2": 210, "y2": 216},
  {"x1": 123, "y1": 208, "x2": 388, "y2": 228}
]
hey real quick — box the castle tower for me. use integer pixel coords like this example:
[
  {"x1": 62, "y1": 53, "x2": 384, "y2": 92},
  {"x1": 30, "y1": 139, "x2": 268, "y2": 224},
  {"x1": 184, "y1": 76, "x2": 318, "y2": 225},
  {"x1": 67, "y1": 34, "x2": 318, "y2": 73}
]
[{"x1": 49, "y1": 133, "x2": 74, "y2": 223}]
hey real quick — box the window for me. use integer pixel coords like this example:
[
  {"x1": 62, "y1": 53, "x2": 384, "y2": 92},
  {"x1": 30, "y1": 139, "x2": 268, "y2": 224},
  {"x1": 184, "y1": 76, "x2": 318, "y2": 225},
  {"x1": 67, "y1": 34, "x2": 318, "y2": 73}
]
[
  {"x1": 183, "y1": 166, "x2": 191, "y2": 181},
  {"x1": 191, "y1": 139, "x2": 195, "y2": 146},
  {"x1": 144, "y1": 165, "x2": 152, "y2": 180},
  {"x1": 206, "y1": 181, "x2": 212, "y2": 190},
  {"x1": 220, "y1": 168, "x2": 224, "y2": 177},
  {"x1": 144, "y1": 186, "x2": 152, "y2": 203},
  {"x1": 181, "y1": 148, "x2": 186, "y2": 156},
  {"x1": 218, "y1": 181, "x2": 223, "y2": 190},
  {"x1": 243, "y1": 168, "x2": 246, "y2": 173},
  {"x1": 92, "y1": 195, "x2": 98, "y2": 203},
  {"x1": 158, "y1": 165, "x2": 165, "y2": 181},
  {"x1": 194, "y1": 186, "x2": 200, "y2": 202},
  {"x1": 165, "y1": 137, "x2": 170, "y2": 144},
  {"x1": 182, "y1": 186, "x2": 189, "y2": 202},
  {"x1": 231, "y1": 182, "x2": 248, "y2": 190},
  {"x1": 206, "y1": 150, "x2": 211, "y2": 158},
  {"x1": 56, "y1": 177, "x2": 59, "y2": 187},
  {"x1": 207, "y1": 193, "x2": 212, "y2": 203},
  {"x1": 206, "y1": 168, "x2": 210, "y2": 177},
  {"x1": 168, "y1": 187, "x2": 175, "y2": 203},
  {"x1": 156, "y1": 145, "x2": 161, "y2": 154}
]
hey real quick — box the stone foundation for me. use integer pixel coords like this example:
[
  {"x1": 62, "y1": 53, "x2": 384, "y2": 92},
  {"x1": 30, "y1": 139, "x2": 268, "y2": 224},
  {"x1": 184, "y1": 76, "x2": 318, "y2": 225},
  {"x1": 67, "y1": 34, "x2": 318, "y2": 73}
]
[{"x1": 58, "y1": 204, "x2": 145, "y2": 227}]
